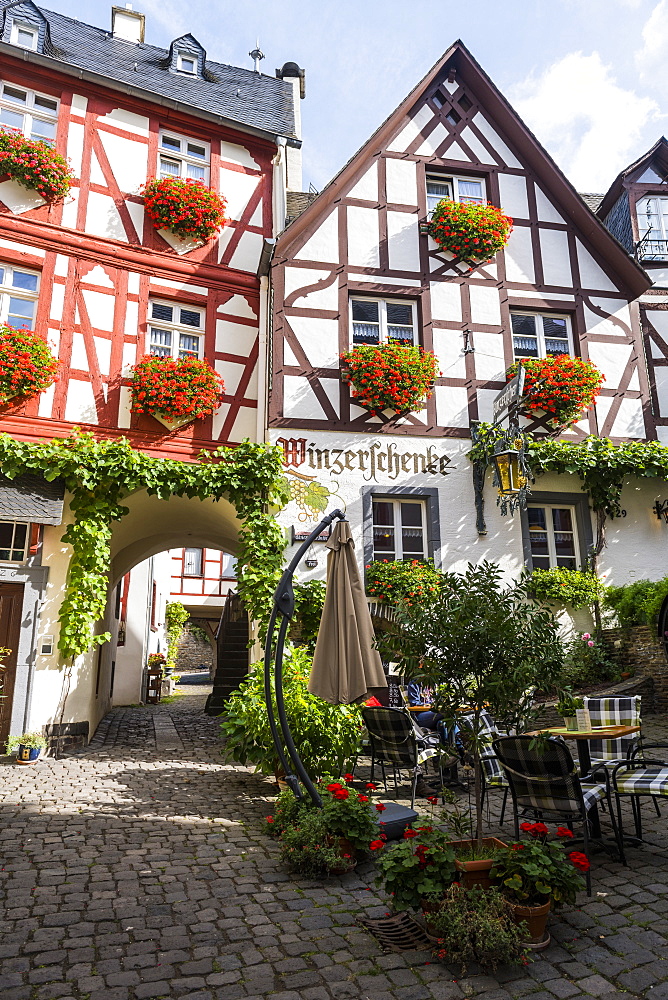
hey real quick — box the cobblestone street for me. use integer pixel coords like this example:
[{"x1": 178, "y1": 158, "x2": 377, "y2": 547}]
[{"x1": 3, "y1": 687, "x2": 668, "y2": 1000}]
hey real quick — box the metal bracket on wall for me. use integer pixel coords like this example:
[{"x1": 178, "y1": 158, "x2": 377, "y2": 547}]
[{"x1": 473, "y1": 460, "x2": 487, "y2": 535}]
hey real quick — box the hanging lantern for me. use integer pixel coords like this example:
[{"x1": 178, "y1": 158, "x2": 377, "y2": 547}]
[{"x1": 491, "y1": 440, "x2": 525, "y2": 496}]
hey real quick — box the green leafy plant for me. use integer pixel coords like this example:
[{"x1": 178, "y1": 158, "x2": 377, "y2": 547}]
[
  {"x1": 374, "y1": 823, "x2": 456, "y2": 911},
  {"x1": 0, "y1": 325, "x2": 61, "y2": 403},
  {"x1": 555, "y1": 687, "x2": 584, "y2": 717},
  {"x1": 278, "y1": 806, "x2": 356, "y2": 877},
  {"x1": 603, "y1": 576, "x2": 668, "y2": 629},
  {"x1": 529, "y1": 567, "x2": 605, "y2": 609},
  {"x1": 264, "y1": 785, "x2": 304, "y2": 837},
  {"x1": 560, "y1": 632, "x2": 618, "y2": 689},
  {"x1": 0, "y1": 431, "x2": 288, "y2": 658},
  {"x1": 427, "y1": 200, "x2": 513, "y2": 265},
  {"x1": 5, "y1": 731, "x2": 48, "y2": 754},
  {"x1": 428, "y1": 884, "x2": 527, "y2": 974},
  {"x1": 220, "y1": 647, "x2": 362, "y2": 779},
  {"x1": 491, "y1": 823, "x2": 587, "y2": 907},
  {"x1": 378, "y1": 562, "x2": 564, "y2": 842},
  {"x1": 340, "y1": 342, "x2": 439, "y2": 415},
  {"x1": 365, "y1": 559, "x2": 442, "y2": 606},
  {"x1": 147, "y1": 652, "x2": 165, "y2": 670},
  {"x1": 291, "y1": 580, "x2": 327, "y2": 652},
  {"x1": 165, "y1": 602, "x2": 189, "y2": 673},
  {"x1": 319, "y1": 776, "x2": 380, "y2": 852}
]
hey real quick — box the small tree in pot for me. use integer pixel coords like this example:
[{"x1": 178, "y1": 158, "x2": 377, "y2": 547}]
[{"x1": 380, "y1": 562, "x2": 563, "y2": 846}]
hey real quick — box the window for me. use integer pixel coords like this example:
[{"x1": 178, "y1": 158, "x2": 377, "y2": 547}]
[
  {"x1": 372, "y1": 499, "x2": 427, "y2": 562},
  {"x1": 221, "y1": 553, "x2": 237, "y2": 579},
  {"x1": 183, "y1": 547, "x2": 203, "y2": 577},
  {"x1": 511, "y1": 312, "x2": 571, "y2": 360},
  {"x1": 0, "y1": 520, "x2": 28, "y2": 562},
  {"x1": 176, "y1": 51, "x2": 197, "y2": 74},
  {"x1": 638, "y1": 196, "x2": 668, "y2": 257},
  {"x1": 158, "y1": 130, "x2": 209, "y2": 183},
  {"x1": 350, "y1": 297, "x2": 416, "y2": 347},
  {"x1": 527, "y1": 505, "x2": 579, "y2": 570},
  {"x1": 148, "y1": 300, "x2": 203, "y2": 360},
  {"x1": 10, "y1": 21, "x2": 38, "y2": 50},
  {"x1": 0, "y1": 82, "x2": 58, "y2": 142},
  {"x1": 426, "y1": 173, "x2": 485, "y2": 216},
  {"x1": 0, "y1": 264, "x2": 39, "y2": 330}
]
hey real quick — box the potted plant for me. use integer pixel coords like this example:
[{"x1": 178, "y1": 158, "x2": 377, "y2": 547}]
[
  {"x1": 130, "y1": 355, "x2": 224, "y2": 429},
  {"x1": 507, "y1": 354, "x2": 605, "y2": 428},
  {"x1": 320, "y1": 776, "x2": 382, "y2": 855},
  {"x1": 0, "y1": 128, "x2": 73, "y2": 202},
  {"x1": 365, "y1": 559, "x2": 443, "y2": 607},
  {"x1": 142, "y1": 176, "x2": 227, "y2": 243},
  {"x1": 278, "y1": 806, "x2": 357, "y2": 877},
  {"x1": 220, "y1": 647, "x2": 362, "y2": 781},
  {"x1": 556, "y1": 688, "x2": 584, "y2": 731},
  {"x1": 491, "y1": 822, "x2": 588, "y2": 947},
  {"x1": 374, "y1": 822, "x2": 456, "y2": 917},
  {"x1": 6, "y1": 731, "x2": 48, "y2": 764},
  {"x1": 378, "y1": 562, "x2": 563, "y2": 851},
  {"x1": 425, "y1": 200, "x2": 513, "y2": 266},
  {"x1": 340, "y1": 342, "x2": 439, "y2": 416},
  {"x1": 0, "y1": 325, "x2": 60, "y2": 405},
  {"x1": 427, "y1": 884, "x2": 527, "y2": 974}
]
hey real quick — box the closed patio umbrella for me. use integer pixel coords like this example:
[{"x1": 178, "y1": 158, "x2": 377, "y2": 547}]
[{"x1": 308, "y1": 519, "x2": 386, "y2": 704}]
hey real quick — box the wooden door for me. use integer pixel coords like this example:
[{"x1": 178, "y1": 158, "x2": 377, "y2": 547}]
[{"x1": 0, "y1": 583, "x2": 24, "y2": 748}]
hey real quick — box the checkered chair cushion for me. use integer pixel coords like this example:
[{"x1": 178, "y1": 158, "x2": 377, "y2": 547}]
[
  {"x1": 493, "y1": 735, "x2": 606, "y2": 819},
  {"x1": 584, "y1": 696, "x2": 641, "y2": 763},
  {"x1": 459, "y1": 711, "x2": 508, "y2": 788},
  {"x1": 613, "y1": 765, "x2": 668, "y2": 797},
  {"x1": 362, "y1": 706, "x2": 440, "y2": 769}
]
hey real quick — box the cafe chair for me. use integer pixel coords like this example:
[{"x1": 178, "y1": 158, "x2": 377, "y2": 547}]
[
  {"x1": 457, "y1": 711, "x2": 510, "y2": 825},
  {"x1": 611, "y1": 741, "x2": 668, "y2": 842},
  {"x1": 361, "y1": 706, "x2": 447, "y2": 809},
  {"x1": 494, "y1": 735, "x2": 627, "y2": 890},
  {"x1": 584, "y1": 696, "x2": 642, "y2": 766}
]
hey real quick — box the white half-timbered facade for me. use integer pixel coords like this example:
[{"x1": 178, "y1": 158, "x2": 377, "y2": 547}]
[{"x1": 269, "y1": 41, "x2": 667, "y2": 609}]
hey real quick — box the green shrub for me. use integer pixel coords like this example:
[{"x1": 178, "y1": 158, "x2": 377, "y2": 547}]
[
  {"x1": 429, "y1": 885, "x2": 527, "y2": 974},
  {"x1": 291, "y1": 580, "x2": 327, "y2": 652},
  {"x1": 529, "y1": 567, "x2": 605, "y2": 609},
  {"x1": 560, "y1": 631, "x2": 619, "y2": 689},
  {"x1": 220, "y1": 647, "x2": 362, "y2": 779},
  {"x1": 603, "y1": 576, "x2": 668, "y2": 628},
  {"x1": 365, "y1": 558, "x2": 442, "y2": 606},
  {"x1": 278, "y1": 807, "x2": 355, "y2": 876}
]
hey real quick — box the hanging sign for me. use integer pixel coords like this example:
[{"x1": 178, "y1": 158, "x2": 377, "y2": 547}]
[
  {"x1": 291, "y1": 524, "x2": 331, "y2": 544},
  {"x1": 492, "y1": 367, "x2": 525, "y2": 425}
]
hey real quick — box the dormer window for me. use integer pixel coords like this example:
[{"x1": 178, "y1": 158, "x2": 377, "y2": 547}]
[
  {"x1": 177, "y1": 51, "x2": 197, "y2": 75},
  {"x1": 11, "y1": 21, "x2": 38, "y2": 50},
  {"x1": 159, "y1": 129, "x2": 209, "y2": 182},
  {"x1": 426, "y1": 174, "x2": 485, "y2": 216},
  {"x1": 637, "y1": 196, "x2": 668, "y2": 260}
]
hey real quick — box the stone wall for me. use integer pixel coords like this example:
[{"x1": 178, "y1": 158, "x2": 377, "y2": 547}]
[
  {"x1": 601, "y1": 624, "x2": 668, "y2": 711},
  {"x1": 176, "y1": 621, "x2": 215, "y2": 674}
]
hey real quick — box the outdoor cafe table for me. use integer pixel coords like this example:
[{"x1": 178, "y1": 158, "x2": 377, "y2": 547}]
[{"x1": 526, "y1": 724, "x2": 640, "y2": 842}]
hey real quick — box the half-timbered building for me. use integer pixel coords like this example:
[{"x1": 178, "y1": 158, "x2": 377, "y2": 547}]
[
  {"x1": 269, "y1": 41, "x2": 665, "y2": 612},
  {"x1": 0, "y1": 0, "x2": 302, "y2": 747}
]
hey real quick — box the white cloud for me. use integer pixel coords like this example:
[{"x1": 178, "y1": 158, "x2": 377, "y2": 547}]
[
  {"x1": 637, "y1": 0, "x2": 668, "y2": 76},
  {"x1": 509, "y1": 51, "x2": 660, "y2": 190}
]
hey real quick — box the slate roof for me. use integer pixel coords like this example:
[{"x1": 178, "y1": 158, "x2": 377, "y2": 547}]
[
  {"x1": 285, "y1": 190, "x2": 318, "y2": 225},
  {"x1": 0, "y1": 474, "x2": 64, "y2": 524},
  {"x1": 0, "y1": 1, "x2": 297, "y2": 140},
  {"x1": 580, "y1": 192, "x2": 604, "y2": 212}
]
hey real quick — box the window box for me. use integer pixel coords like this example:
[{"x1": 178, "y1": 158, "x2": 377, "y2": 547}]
[
  {"x1": 130, "y1": 354, "x2": 224, "y2": 426},
  {"x1": 340, "y1": 342, "x2": 439, "y2": 416},
  {"x1": 0, "y1": 323, "x2": 59, "y2": 404},
  {"x1": 507, "y1": 354, "x2": 604, "y2": 427},
  {"x1": 0, "y1": 126, "x2": 72, "y2": 207},
  {"x1": 425, "y1": 199, "x2": 512, "y2": 266},
  {"x1": 142, "y1": 176, "x2": 227, "y2": 249}
]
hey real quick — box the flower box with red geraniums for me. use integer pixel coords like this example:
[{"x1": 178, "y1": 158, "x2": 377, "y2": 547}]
[
  {"x1": 0, "y1": 325, "x2": 60, "y2": 403},
  {"x1": 0, "y1": 128, "x2": 73, "y2": 203},
  {"x1": 130, "y1": 355, "x2": 224, "y2": 424},
  {"x1": 365, "y1": 558, "x2": 442, "y2": 607},
  {"x1": 340, "y1": 342, "x2": 439, "y2": 416},
  {"x1": 427, "y1": 200, "x2": 513, "y2": 266},
  {"x1": 142, "y1": 176, "x2": 227, "y2": 243},
  {"x1": 507, "y1": 354, "x2": 605, "y2": 428}
]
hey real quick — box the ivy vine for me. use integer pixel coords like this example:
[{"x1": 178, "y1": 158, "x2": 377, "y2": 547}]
[{"x1": 0, "y1": 431, "x2": 289, "y2": 659}]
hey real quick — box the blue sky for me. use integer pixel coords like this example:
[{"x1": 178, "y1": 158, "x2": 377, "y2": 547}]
[{"x1": 46, "y1": 0, "x2": 668, "y2": 195}]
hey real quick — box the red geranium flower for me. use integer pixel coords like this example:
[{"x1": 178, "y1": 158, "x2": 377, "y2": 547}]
[
  {"x1": 369, "y1": 840, "x2": 384, "y2": 851},
  {"x1": 375, "y1": 803, "x2": 386, "y2": 812},
  {"x1": 569, "y1": 851, "x2": 591, "y2": 872},
  {"x1": 130, "y1": 355, "x2": 224, "y2": 421},
  {"x1": 344, "y1": 773, "x2": 355, "y2": 783},
  {"x1": 333, "y1": 788, "x2": 349, "y2": 801},
  {"x1": 0, "y1": 325, "x2": 60, "y2": 402},
  {"x1": 556, "y1": 827, "x2": 574, "y2": 839},
  {"x1": 142, "y1": 176, "x2": 227, "y2": 242}
]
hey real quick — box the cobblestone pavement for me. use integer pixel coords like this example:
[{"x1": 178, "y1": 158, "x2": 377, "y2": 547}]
[{"x1": 3, "y1": 688, "x2": 668, "y2": 1000}]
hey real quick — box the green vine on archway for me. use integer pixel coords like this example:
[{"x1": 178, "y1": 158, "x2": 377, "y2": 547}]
[{"x1": 0, "y1": 431, "x2": 289, "y2": 659}]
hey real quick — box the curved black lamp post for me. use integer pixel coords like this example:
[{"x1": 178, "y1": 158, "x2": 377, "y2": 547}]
[{"x1": 263, "y1": 508, "x2": 347, "y2": 807}]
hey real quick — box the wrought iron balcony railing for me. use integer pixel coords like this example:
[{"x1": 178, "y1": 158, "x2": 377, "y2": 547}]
[{"x1": 635, "y1": 233, "x2": 668, "y2": 261}]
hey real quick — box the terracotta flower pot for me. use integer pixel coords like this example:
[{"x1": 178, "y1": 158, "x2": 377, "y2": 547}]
[
  {"x1": 509, "y1": 899, "x2": 551, "y2": 944},
  {"x1": 449, "y1": 837, "x2": 508, "y2": 889}
]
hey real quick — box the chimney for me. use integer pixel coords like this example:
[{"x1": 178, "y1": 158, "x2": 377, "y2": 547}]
[
  {"x1": 111, "y1": 4, "x2": 145, "y2": 43},
  {"x1": 276, "y1": 61, "x2": 305, "y2": 192}
]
